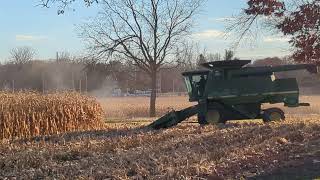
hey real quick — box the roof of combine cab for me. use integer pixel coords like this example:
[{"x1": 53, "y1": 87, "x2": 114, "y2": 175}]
[
  {"x1": 182, "y1": 60, "x2": 252, "y2": 76},
  {"x1": 201, "y1": 60, "x2": 252, "y2": 69},
  {"x1": 182, "y1": 70, "x2": 210, "y2": 76}
]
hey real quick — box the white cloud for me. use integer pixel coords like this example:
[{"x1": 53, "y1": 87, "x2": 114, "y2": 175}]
[
  {"x1": 263, "y1": 36, "x2": 290, "y2": 43},
  {"x1": 211, "y1": 17, "x2": 236, "y2": 22},
  {"x1": 15, "y1": 35, "x2": 48, "y2": 41},
  {"x1": 192, "y1": 30, "x2": 226, "y2": 40}
]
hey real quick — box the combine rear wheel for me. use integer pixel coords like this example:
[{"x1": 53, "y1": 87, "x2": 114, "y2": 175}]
[{"x1": 262, "y1": 108, "x2": 285, "y2": 122}]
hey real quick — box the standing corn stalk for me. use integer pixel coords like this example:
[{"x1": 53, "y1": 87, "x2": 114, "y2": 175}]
[{"x1": 0, "y1": 92, "x2": 104, "y2": 139}]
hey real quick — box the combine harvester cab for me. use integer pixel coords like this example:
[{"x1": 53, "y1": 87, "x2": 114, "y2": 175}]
[{"x1": 149, "y1": 60, "x2": 318, "y2": 129}]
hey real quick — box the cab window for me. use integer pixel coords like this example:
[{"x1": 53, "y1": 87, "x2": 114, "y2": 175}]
[
  {"x1": 184, "y1": 76, "x2": 192, "y2": 94},
  {"x1": 191, "y1": 75, "x2": 207, "y2": 97},
  {"x1": 191, "y1": 75, "x2": 207, "y2": 84}
]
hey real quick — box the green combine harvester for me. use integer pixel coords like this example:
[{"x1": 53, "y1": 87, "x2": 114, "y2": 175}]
[{"x1": 149, "y1": 60, "x2": 318, "y2": 129}]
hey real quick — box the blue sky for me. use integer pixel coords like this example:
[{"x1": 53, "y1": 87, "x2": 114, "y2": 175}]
[{"x1": 0, "y1": 0, "x2": 291, "y2": 61}]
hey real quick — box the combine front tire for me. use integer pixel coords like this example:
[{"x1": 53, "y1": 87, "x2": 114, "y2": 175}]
[
  {"x1": 197, "y1": 114, "x2": 208, "y2": 125},
  {"x1": 197, "y1": 107, "x2": 225, "y2": 125},
  {"x1": 206, "y1": 109, "x2": 224, "y2": 124},
  {"x1": 262, "y1": 108, "x2": 285, "y2": 123}
]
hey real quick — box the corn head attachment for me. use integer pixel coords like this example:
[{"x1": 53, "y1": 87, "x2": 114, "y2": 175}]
[{"x1": 148, "y1": 105, "x2": 199, "y2": 129}]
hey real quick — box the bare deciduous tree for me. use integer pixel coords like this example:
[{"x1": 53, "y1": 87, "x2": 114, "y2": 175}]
[
  {"x1": 56, "y1": 51, "x2": 79, "y2": 62},
  {"x1": 207, "y1": 53, "x2": 221, "y2": 61},
  {"x1": 174, "y1": 41, "x2": 202, "y2": 71},
  {"x1": 197, "y1": 54, "x2": 206, "y2": 67},
  {"x1": 81, "y1": 0, "x2": 203, "y2": 117},
  {"x1": 10, "y1": 47, "x2": 36, "y2": 65},
  {"x1": 39, "y1": 0, "x2": 98, "y2": 14},
  {"x1": 224, "y1": 49, "x2": 234, "y2": 61}
]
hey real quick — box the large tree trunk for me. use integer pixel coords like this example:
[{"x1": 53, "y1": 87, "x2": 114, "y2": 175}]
[{"x1": 149, "y1": 71, "x2": 157, "y2": 117}]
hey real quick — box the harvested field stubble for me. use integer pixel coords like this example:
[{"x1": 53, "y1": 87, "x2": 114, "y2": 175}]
[
  {"x1": 0, "y1": 92, "x2": 104, "y2": 139},
  {"x1": 0, "y1": 116, "x2": 320, "y2": 179}
]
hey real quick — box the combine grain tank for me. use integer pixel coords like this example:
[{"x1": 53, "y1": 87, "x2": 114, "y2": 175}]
[{"x1": 149, "y1": 60, "x2": 318, "y2": 129}]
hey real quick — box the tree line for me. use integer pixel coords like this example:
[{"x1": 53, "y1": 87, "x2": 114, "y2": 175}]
[
  {"x1": 3, "y1": 45, "x2": 240, "y2": 93},
  {"x1": 2, "y1": 46, "x2": 318, "y2": 96}
]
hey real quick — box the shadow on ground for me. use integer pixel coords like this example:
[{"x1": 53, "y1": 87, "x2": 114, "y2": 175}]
[{"x1": 250, "y1": 158, "x2": 320, "y2": 180}]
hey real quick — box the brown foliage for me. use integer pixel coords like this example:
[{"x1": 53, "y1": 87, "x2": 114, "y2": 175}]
[
  {"x1": 245, "y1": 0, "x2": 285, "y2": 17},
  {"x1": 243, "y1": 0, "x2": 320, "y2": 64}
]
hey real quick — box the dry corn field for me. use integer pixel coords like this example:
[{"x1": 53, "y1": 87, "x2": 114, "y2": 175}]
[
  {"x1": 0, "y1": 95, "x2": 320, "y2": 179},
  {"x1": 0, "y1": 92, "x2": 104, "y2": 139}
]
